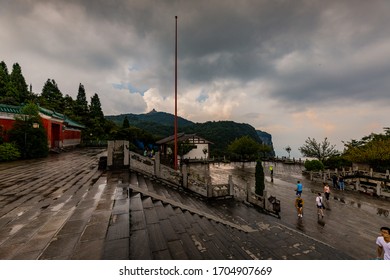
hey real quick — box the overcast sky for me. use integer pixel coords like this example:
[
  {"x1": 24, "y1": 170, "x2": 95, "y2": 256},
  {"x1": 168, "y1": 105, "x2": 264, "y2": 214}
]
[{"x1": 1, "y1": 0, "x2": 390, "y2": 158}]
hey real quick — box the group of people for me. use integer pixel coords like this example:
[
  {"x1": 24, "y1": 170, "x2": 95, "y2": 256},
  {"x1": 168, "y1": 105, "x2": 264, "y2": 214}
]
[
  {"x1": 331, "y1": 174, "x2": 345, "y2": 191},
  {"x1": 294, "y1": 180, "x2": 329, "y2": 219},
  {"x1": 293, "y1": 180, "x2": 390, "y2": 260}
]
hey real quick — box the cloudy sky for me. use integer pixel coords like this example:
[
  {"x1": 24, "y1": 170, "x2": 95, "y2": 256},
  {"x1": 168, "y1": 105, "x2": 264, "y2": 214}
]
[{"x1": 1, "y1": 0, "x2": 390, "y2": 157}]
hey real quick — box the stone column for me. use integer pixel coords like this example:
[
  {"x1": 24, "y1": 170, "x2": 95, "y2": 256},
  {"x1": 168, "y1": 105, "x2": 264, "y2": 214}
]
[
  {"x1": 154, "y1": 152, "x2": 160, "y2": 177},
  {"x1": 228, "y1": 175, "x2": 233, "y2": 196},
  {"x1": 107, "y1": 140, "x2": 114, "y2": 168},
  {"x1": 206, "y1": 176, "x2": 213, "y2": 197},
  {"x1": 123, "y1": 140, "x2": 129, "y2": 167},
  {"x1": 376, "y1": 182, "x2": 382, "y2": 196},
  {"x1": 246, "y1": 181, "x2": 251, "y2": 203},
  {"x1": 182, "y1": 164, "x2": 188, "y2": 188}
]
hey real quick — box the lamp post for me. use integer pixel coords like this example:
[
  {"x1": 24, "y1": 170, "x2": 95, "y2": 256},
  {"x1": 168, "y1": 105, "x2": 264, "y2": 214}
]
[{"x1": 174, "y1": 15, "x2": 178, "y2": 170}]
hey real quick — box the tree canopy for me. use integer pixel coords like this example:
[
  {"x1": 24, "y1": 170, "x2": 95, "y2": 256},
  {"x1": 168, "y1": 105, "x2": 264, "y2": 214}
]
[
  {"x1": 228, "y1": 135, "x2": 261, "y2": 161},
  {"x1": 298, "y1": 137, "x2": 339, "y2": 162}
]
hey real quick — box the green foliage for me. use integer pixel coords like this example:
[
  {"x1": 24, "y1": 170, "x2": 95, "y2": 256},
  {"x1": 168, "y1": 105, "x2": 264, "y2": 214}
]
[
  {"x1": 304, "y1": 159, "x2": 325, "y2": 171},
  {"x1": 188, "y1": 121, "x2": 262, "y2": 157},
  {"x1": 255, "y1": 160, "x2": 265, "y2": 196},
  {"x1": 8, "y1": 103, "x2": 49, "y2": 159},
  {"x1": 342, "y1": 129, "x2": 390, "y2": 172},
  {"x1": 0, "y1": 142, "x2": 21, "y2": 161},
  {"x1": 228, "y1": 135, "x2": 261, "y2": 161},
  {"x1": 323, "y1": 155, "x2": 352, "y2": 169},
  {"x1": 0, "y1": 62, "x2": 30, "y2": 105},
  {"x1": 40, "y1": 79, "x2": 64, "y2": 112},
  {"x1": 74, "y1": 83, "x2": 89, "y2": 124},
  {"x1": 299, "y1": 137, "x2": 339, "y2": 162},
  {"x1": 122, "y1": 116, "x2": 130, "y2": 128},
  {"x1": 0, "y1": 61, "x2": 9, "y2": 99}
]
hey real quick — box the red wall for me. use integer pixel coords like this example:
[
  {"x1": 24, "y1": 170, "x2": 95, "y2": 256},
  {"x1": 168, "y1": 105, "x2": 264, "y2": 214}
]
[
  {"x1": 0, "y1": 117, "x2": 82, "y2": 148},
  {"x1": 0, "y1": 119, "x2": 15, "y2": 141}
]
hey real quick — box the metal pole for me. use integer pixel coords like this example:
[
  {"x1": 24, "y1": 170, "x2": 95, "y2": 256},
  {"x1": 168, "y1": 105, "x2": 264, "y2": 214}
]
[{"x1": 174, "y1": 16, "x2": 178, "y2": 170}]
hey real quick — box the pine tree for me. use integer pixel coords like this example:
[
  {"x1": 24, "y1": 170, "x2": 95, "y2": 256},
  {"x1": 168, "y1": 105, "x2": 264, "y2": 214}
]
[
  {"x1": 6, "y1": 63, "x2": 29, "y2": 105},
  {"x1": 40, "y1": 79, "x2": 64, "y2": 112},
  {"x1": 0, "y1": 61, "x2": 9, "y2": 101},
  {"x1": 90, "y1": 93, "x2": 104, "y2": 121},
  {"x1": 255, "y1": 160, "x2": 265, "y2": 196},
  {"x1": 75, "y1": 83, "x2": 89, "y2": 124}
]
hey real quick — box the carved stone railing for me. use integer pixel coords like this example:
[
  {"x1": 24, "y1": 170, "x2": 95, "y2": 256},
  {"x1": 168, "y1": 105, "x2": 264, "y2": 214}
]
[{"x1": 128, "y1": 151, "x2": 233, "y2": 199}]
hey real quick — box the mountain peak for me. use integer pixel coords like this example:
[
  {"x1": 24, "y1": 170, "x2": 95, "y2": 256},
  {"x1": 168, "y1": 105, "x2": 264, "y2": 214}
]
[{"x1": 147, "y1": 109, "x2": 157, "y2": 114}]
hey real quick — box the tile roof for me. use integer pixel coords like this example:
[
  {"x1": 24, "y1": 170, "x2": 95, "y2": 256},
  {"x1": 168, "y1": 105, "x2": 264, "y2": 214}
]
[{"x1": 0, "y1": 103, "x2": 85, "y2": 129}]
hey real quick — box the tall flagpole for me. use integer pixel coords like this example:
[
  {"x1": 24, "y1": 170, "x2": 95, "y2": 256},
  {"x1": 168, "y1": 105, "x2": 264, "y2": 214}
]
[{"x1": 174, "y1": 16, "x2": 178, "y2": 170}]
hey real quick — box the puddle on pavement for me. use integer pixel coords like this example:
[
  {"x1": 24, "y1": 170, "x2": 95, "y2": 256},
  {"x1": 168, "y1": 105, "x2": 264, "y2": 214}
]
[
  {"x1": 50, "y1": 203, "x2": 65, "y2": 212},
  {"x1": 331, "y1": 195, "x2": 390, "y2": 219},
  {"x1": 93, "y1": 183, "x2": 106, "y2": 200},
  {"x1": 9, "y1": 224, "x2": 23, "y2": 235}
]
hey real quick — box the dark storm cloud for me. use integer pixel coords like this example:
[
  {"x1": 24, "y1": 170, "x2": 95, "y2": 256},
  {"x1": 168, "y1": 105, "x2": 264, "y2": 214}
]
[{"x1": 3, "y1": 0, "x2": 390, "y2": 107}]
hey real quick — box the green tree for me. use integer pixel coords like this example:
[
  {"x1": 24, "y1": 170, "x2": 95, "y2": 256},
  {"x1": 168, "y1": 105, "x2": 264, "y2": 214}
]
[
  {"x1": 63, "y1": 94, "x2": 77, "y2": 120},
  {"x1": 122, "y1": 116, "x2": 130, "y2": 128},
  {"x1": 342, "y1": 129, "x2": 390, "y2": 171},
  {"x1": 0, "y1": 61, "x2": 9, "y2": 101},
  {"x1": 8, "y1": 103, "x2": 48, "y2": 159},
  {"x1": 75, "y1": 83, "x2": 89, "y2": 124},
  {"x1": 304, "y1": 159, "x2": 325, "y2": 171},
  {"x1": 90, "y1": 93, "x2": 104, "y2": 121},
  {"x1": 228, "y1": 135, "x2": 260, "y2": 160},
  {"x1": 298, "y1": 137, "x2": 339, "y2": 162},
  {"x1": 255, "y1": 160, "x2": 265, "y2": 196},
  {"x1": 6, "y1": 63, "x2": 30, "y2": 105},
  {"x1": 40, "y1": 79, "x2": 64, "y2": 112}
]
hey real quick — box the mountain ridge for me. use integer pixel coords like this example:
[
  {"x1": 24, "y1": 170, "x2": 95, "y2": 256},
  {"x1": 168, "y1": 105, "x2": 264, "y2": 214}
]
[{"x1": 105, "y1": 110, "x2": 275, "y2": 156}]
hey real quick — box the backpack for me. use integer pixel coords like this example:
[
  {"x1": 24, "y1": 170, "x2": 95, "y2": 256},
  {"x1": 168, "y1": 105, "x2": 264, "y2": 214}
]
[{"x1": 297, "y1": 198, "x2": 303, "y2": 208}]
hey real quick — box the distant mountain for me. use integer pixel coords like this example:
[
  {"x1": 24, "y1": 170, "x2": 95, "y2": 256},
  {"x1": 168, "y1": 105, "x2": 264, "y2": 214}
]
[
  {"x1": 257, "y1": 130, "x2": 275, "y2": 157},
  {"x1": 105, "y1": 110, "x2": 275, "y2": 156},
  {"x1": 106, "y1": 109, "x2": 194, "y2": 128}
]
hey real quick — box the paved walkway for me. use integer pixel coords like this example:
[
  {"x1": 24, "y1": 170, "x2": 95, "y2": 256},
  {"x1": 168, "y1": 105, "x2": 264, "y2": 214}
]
[{"x1": 0, "y1": 149, "x2": 387, "y2": 259}]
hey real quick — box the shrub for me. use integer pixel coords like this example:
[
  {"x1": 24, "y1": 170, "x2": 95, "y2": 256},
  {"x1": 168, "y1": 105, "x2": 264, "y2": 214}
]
[
  {"x1": 255, "y1": 160, "x2": 265, "y2": 196},
  {"x1": 0, "y1": 143, "x2": 21, "y2": 161},
  {"x1": 304, "y1": 159, "x2": 325, "y2": 171}
]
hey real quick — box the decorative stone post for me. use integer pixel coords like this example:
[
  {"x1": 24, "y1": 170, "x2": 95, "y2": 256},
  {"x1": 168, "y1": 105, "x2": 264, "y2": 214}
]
[
  {"x1": 154, "y1": 152, "x2": 160, "y2": 177},
  {"x1": 246, "y1": 181, "x2": 251, "y2": 203},
  {"x1": 228, "y1": 175, "x2": 233, "y2": 196},
  {"x1": 376, "y1": 182, "x2": 382, "y2": 196},
  {"x1": 182, "y1": 164, "x2": 188, "y2": 188},
  {"x1": 206, "y1": 176, "x2": 213, "y2": 197}
]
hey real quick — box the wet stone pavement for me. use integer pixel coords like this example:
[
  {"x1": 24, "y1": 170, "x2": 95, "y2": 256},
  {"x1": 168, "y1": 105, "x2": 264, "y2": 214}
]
[
  {"x1": 0, "y1": 149, "x2": 388, "y2": 260},
  {"x1": 192, "y1": 161, "x2": 390, "y2": 259}
]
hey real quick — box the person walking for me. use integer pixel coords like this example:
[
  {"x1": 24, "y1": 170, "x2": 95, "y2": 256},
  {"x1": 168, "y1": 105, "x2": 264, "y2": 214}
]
[
  {"x1": 331, "y1": 174, "x2": 338, "y2": 189},
  {"x1": 338, "y1": 175, "x2": 345, "y2": 190},
  {"x1": 316, "y1": 192, "x2": 324, "y2": 218},
  {"x1": 296, "y1": 180, "x2": 303, "y2": 196},
  {"x1": 295, "y1": 194, "x2": 304, "y2": 217},
  {"x1": 376, "y1": 226, "x2": 390, "y2": 260},
  {"x1": 269, "y1": 165, "x2": 274, "y2": 180},
  {"x1": 323, "y1": 182, "x2": 331, "y2": 209}
]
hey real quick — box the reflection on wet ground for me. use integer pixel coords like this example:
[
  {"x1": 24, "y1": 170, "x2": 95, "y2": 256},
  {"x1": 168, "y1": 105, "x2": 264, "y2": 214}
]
[{"x1": 189, "y1": 161, "x2": 390, "y2": 259}]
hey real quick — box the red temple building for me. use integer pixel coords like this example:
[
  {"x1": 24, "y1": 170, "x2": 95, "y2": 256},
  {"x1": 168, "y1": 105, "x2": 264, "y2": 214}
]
[{"x1": 0, "y1": 104, "x2": 84, "y2": 149}]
